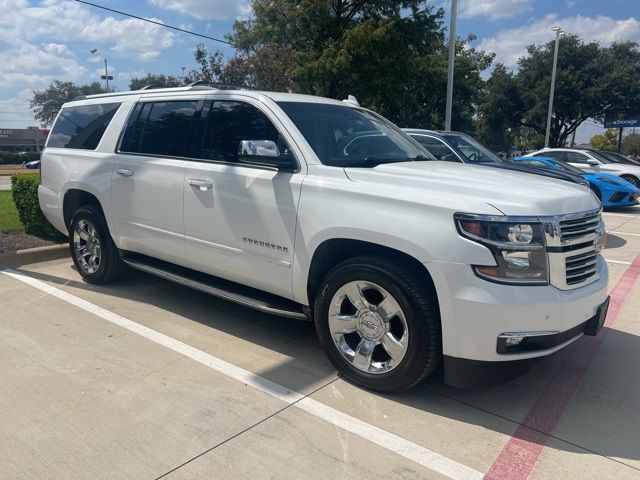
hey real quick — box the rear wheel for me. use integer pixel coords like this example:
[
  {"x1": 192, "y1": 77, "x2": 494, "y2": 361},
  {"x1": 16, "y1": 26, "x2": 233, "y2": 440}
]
[
  {"x1": 70, "y1": 206, "x2": 126, "y2": 284},
  {"x1": 314, "y1": 256, "x2": 441, "y2": 392},
  {"x1": 621, "y1": 175, "x2": 638, "y2": 188}
]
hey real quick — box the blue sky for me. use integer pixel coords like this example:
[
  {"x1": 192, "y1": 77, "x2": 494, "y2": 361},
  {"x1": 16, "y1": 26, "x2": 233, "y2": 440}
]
[{"x1": 1, "y1": 0, "x2": 638, "y2": 143}]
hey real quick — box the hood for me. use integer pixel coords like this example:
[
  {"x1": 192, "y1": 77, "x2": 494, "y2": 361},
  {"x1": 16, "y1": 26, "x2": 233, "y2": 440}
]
[
  {"x1": 586, "y1": 172, "x2": 637, "y2": 188},
  {"x1": 344, "y1": 161, "x2": 600, "y2": 216}
]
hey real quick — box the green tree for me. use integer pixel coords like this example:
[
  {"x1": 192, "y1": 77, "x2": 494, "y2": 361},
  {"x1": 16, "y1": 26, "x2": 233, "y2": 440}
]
[
  {"x1": 229, "y1": 1, "x2": 492, "y2": 129},
  {"x1": 29, "y1": 80, "x2": 104, "y2": 127},
  {"x1": 622, "y1": 133, "x2": 640, "y2": 158},
  {"x1": 475, "y1": 63, "x2": 521, "y2": 151},
  {"x1": 590, "y1": 129, "x2": 619, "y2": 151},
  {"x1": 129, "y1": 73, "x2": 182, "y2": 90},
  {"x1": 505, "y1": 37, "x2": 640, "y2": 148},
  {"x1": 187, "y1": 43, "x2": 296, "y2": 91}
]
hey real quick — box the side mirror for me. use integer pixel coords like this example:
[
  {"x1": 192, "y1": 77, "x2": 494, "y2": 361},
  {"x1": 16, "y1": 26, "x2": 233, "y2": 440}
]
[
  {"x1": 587, "y1": 158, "x2": 599, "y2": 166},
  {"x1": 238, "y1": 140, "x2": 295, "y2": 171},
  {"x1": 441, "y1": 153, "x2": 459, "y2": 162}
]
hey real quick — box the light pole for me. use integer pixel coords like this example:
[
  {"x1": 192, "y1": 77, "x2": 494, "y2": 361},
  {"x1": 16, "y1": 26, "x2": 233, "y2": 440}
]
[
  {"x1": 544, "y1": 26, "x2": 564, "y2": 148},
  {"x1": 444, "y1": 0, "x2": 457, "y2": 131},
  {"x1": 90, "y1": 48, "x2": 113, "y2": 91}
]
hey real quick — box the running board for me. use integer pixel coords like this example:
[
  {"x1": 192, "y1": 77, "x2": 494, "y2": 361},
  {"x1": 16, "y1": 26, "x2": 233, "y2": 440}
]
[{"x1": 122, "y1": 253, "x2": 309, "y2": 320}]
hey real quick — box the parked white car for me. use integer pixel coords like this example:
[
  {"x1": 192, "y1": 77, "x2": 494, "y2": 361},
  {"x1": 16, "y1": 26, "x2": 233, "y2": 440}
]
[
  {"x1": 526, "y1": 148, "x2": 640, "y2": 187},
  {"x1": 39, "y1": 84, "x2": 609, "y2": 391}
]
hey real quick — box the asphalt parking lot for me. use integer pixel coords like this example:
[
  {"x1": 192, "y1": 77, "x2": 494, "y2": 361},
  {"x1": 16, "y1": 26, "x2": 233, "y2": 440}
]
[{"x1": 1, "y1": 208, "x2": 639, "y2": 480}]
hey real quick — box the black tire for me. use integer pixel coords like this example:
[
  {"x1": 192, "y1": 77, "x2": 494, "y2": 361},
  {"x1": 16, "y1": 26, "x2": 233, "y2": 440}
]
[
  {"x1": 69, "y1": 206, "x2": 126, "y2": 284},
  {"x1": 620, "y1": 175, "x2": 639, "y2": 188},
  {"x1": 314, "y1": 255, "x2": 442, "y2": 392}
]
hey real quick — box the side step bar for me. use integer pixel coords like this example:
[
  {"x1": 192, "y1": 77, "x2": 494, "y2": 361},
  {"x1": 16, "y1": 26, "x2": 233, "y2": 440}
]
[{"x1": 122, "y1": 253, "x2": 309, "y2": 321}]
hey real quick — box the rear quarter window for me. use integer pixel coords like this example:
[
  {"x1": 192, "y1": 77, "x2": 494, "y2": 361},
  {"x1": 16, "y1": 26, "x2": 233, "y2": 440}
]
[{"x1": 47, "y1": 103, "x2": 121, "y2": 149}]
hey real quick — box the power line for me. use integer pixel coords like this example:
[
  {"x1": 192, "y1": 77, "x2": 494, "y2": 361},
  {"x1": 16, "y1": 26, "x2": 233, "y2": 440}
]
[{"x1": 74, "y1": 0, "x2": 233, "y2": 46}]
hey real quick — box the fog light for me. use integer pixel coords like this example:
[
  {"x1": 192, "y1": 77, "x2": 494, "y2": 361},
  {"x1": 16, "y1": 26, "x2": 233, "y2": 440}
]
[{"x1": 505, "y1": 336, "x2": 525, "y2": 346}]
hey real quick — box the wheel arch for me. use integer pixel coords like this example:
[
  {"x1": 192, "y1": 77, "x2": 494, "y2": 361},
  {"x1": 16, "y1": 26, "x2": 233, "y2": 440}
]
[
  {"x1": 63, "y1": 189, "x2": 106, "y2": 233},
  {"x1": 305, "y1": 238, "x2": 440, "y2": 317}
]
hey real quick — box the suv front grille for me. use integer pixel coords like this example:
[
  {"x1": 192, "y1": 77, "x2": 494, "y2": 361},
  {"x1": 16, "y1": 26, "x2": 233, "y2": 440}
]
[
  {"x1": 565, "y1": 250, "x2": 599, "y2": 285},
  {"x1": 547, "y1": 209, "x2": 603, "y2": 290},
  {"x1": 559, "y1": 213, "x2": 600, "y2": 241}
]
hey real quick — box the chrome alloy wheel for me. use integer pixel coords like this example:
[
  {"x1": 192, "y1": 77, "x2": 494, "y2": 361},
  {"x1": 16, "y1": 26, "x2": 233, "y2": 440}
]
[
  {"x1": 73, "y1": 219, "x2": 101, "y2": 274},
  {"x1": 328, "y1": 281, "x2": 409, "y2": 374}
]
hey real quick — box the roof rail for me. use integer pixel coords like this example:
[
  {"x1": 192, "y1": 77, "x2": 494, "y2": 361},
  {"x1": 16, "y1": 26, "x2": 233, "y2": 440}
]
[
  {"x1": 140, "y1": 84, "x2": 170, "y2": 90},
  {"x1": 187, "y1": 80, "x2": 254, "y2": 90}
]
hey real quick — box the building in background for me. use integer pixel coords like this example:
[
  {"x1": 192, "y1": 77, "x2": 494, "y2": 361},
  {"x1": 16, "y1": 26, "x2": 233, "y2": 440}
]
[{"x1": 0, "y1": 127, "x2": 48, "y2": 152}]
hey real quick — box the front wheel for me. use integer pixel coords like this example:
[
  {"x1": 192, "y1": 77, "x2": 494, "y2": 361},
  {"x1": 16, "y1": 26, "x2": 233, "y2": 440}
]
[
  {"x1": 314, "y1": 256, "x2": 442, "y2": 392},
  {"x1": 70, "y1": 206, "x2": 126, "y2": 284}
]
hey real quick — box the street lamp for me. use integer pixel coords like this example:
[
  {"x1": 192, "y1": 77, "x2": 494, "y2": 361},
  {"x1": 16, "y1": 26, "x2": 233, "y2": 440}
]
[
  {"x1": 90, "y1": 48, "x2": 113, "y2": 91},
  {"x1": 444, "y1": 0, "x2": 458, "y2": 131},
  {"x1": 544, "y1": 26, "x2": 565, "y2": 148}
]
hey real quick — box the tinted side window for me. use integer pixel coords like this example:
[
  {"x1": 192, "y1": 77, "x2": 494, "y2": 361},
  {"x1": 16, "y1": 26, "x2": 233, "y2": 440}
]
[
  {"x1": 565, "y1": 151, "x2": 590, "y2": 164},
  {"x1": 413, "y1": 136, "x2": 456, "y2": 161},
  {"x1": 120, "y1": 101, "x2": 199, "y2": 157},
  {"x1": 48, "y1": 103, "x2": 120, "y2": 149},
  {"x1": 200, "y1": 101, "x2": 280, "y2": 163}
]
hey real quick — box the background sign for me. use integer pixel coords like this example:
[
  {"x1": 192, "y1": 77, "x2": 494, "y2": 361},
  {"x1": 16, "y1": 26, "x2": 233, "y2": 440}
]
[{"x1": 604, "y1": 114, "x2": 640, "y2": 128}]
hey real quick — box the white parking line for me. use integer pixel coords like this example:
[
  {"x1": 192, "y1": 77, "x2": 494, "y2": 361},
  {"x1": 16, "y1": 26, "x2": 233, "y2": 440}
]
[
  {"x1": 1, "y1": 269, "x2": 483, "y2": 480},
  {"x1": 606, "y1": 259, "x2": 632, "y2": 266},
  {"x1": 613, "y1": 231, "x2": 640, "y2": 237}
]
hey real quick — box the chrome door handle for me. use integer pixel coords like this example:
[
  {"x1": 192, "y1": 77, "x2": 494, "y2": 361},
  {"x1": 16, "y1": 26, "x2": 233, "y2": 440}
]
[
  {"x1": 116, "y1": 169, "x2": 133, "y2": 177},
  {"x1": 188, "y1": 179, "x2": 213, "y2": 191}
]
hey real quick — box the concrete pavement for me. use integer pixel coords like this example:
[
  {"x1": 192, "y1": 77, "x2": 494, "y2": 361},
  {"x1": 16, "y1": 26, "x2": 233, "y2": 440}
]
[
  {"x1": 0, "y1": 177, "x2": 11, "y2": 190},
  {"x1": 0, "y1": 209, "x2": 639, "y2": 479}
]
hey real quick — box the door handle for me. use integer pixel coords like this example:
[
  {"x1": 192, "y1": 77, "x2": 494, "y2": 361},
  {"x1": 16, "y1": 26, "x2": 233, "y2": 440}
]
[
  {"x1": 188, "y1": 179, "x2": 213, "y2": 191},
  {"x1": 116, "y1": 169, "x2": 133, "y2": 177}
]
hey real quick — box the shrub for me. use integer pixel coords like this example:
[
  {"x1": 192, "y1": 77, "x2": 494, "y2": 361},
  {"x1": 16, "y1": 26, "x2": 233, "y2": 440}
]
[
  {"x1": 11, "y1": 173, "x2": 65, "y2": 241},
  {"x1": 0, "y1": 151, "x2": 41, "y2": 165}
]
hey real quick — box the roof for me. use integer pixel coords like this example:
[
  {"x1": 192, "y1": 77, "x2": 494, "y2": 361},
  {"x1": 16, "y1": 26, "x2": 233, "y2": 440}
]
[{"x1": 69, "y1": 84, "x2": 350, "y2": 108}]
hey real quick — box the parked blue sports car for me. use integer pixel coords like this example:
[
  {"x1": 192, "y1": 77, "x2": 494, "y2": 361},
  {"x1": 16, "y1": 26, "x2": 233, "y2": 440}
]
[{"x1": 513, "y1": 156, "x2": 640, "y2": 208}]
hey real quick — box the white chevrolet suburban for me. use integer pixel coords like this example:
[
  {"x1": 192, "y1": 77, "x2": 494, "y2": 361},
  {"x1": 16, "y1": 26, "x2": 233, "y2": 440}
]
[{"x1": 39, "y1": 84, "x2": 610, "y2": 391}]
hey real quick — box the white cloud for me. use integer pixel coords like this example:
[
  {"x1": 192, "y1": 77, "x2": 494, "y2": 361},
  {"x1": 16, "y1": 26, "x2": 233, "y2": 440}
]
[
  {"x1": 478, "y1": 14, "x2": 640, "y2": 67},
  {"x1": 459, "y1": 0, "x2": 533, "y2": 21},
  {"x1": 42, "y1": 43, "x2": 72, "y2": 56},
  {"x1": 2, "y1": 0, "x2": 175, "y2": 60},
  {"x1": 148, "y1": 0, "x2": 250, "y2": 20},
  {"x1": 0, "y1": 92, "x2": 39, "y2": 129}
]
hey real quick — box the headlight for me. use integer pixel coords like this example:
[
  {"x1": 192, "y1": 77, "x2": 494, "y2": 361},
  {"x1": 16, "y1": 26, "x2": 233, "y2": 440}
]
[{"x1": 454, "y1": 213, "x2": 549, "y2": 285}]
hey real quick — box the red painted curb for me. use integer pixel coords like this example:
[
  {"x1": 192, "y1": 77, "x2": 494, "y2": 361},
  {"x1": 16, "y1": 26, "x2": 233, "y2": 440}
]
[{"x1": 485, "y1": 255, "x2": 640, "y2": 480}]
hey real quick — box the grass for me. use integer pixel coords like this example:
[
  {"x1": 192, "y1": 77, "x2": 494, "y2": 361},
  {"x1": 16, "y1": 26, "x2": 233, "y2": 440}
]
[{"x1": 0, "y1": 190, "x2": 23, "y2": 233}]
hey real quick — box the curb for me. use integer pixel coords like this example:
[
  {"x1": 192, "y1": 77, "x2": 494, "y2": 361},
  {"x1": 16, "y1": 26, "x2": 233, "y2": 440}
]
[{"x1": 0, "y1": 243, "x2": 68, "y2": 268}]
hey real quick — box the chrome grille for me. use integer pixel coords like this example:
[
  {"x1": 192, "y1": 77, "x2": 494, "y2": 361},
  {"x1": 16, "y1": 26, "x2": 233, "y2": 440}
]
[
  {"x1": 565, "y1": 250, "x2": 599, "y2": 285},
  {"x1": 559, "y1": 213, "x2": 600, "y2": 241}
]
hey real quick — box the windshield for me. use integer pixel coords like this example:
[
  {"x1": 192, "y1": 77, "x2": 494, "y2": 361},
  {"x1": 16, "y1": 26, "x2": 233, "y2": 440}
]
[
  {"x1": 598, "y1": 150, "x2": 640, "y2": 166},
  {"x1": 518, "y1": 157, "x2": 585, "y2": 176},
  {"x1": 442, "y1": 133, "x2": 504, "y2": 163},
  {"x1": 585, "y1": 150, "x2": 612, "y2": 163},
  {"x1": 277, "y1": 102, "x2": 434, "y2": 167}
]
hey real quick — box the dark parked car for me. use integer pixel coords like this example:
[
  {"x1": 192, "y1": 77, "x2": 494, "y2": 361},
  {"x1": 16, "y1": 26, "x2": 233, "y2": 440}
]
[{"x1": 403, "y1": 129, "x2": 587, "y2": 186}]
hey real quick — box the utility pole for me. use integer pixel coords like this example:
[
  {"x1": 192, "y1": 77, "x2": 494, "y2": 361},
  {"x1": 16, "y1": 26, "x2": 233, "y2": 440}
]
[
  {"x1": 618, "y1": 127, "x2": 623, "y2": 153},
  {"x1": 545, "y1": 26, "x2": 564, "y2": 148},
  {"x1": 103, "y1": 58, "x2": 110, "y2": 91},
  {"x1": 444, "y1": 0, "x2": 457, "y2": 131},
  {"x1": 90, "y1": 49, "x2": 113, "y2": 91}
]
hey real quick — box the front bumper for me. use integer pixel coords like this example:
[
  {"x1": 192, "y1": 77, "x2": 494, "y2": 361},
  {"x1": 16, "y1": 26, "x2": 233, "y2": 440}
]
[
  {"x1": 425, "y1": 256, "x2": 609, "y2": 382},
  {"x1": 443, "y1": 296, "x2": 609, "y2": 387}
]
